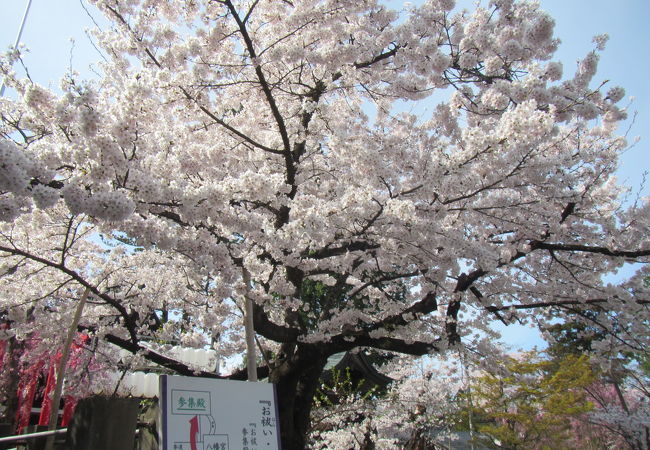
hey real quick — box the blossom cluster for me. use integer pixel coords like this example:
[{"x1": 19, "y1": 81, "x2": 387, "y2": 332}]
[{"x1": 0, "y1": 1, "x2": 647, "y2": 445}]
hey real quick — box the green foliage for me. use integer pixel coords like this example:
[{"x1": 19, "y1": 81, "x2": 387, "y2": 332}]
[
  {"x1": 299, "y1": 277, "x2": 345, "y2": 331},
  {"x1": 638, "y1": 353, "x2": 650, "y2": 378},
  {"x1": 545, "y1": 312, "x2": 605, "y2": 359},
  {"x1": 314, "y1": 367, "x2": 379, "y2": 408},
  {"x1": 546, "y1": 312, "x2": 650, "y2": 384},
  {"x1": 458, "y1": 353, "x2": 596, "y2": 449},
  {"x1": 298, "y1": 274, "x2": 408, "y2": 334}
]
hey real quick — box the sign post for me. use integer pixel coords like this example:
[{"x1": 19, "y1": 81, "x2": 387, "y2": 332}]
[{"x1": 160, "y1": 376, "x2": 281, "y2": 450}]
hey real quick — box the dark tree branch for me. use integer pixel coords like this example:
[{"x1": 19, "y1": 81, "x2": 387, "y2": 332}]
[
  {"x1": 0, "y1": 244, "x2": 139, "y2": 345},
  {"x1": 560, "y1": 202, "x2": 576, "y2": 224},
  {"x1": 485, "y1": 297, "x2": 649, "y2": 313},
  {"x1": 530, "y1": 241, "x2": 650, "y2": 258},
  {"x1": 252, "y1": 302, "x2": 301, "y2": 343},
  {"x1": 224, "y1": 0, "x2": 293, "y2": 155},
  {"x1": 331, "y1": 45, "x2": 402, "y2": 83},
  {"x1": 178, "y1": 86, "x2": 283, "y2": 155},
  {"x1": 307, "y1": 240, "x2": 380, "y2": 260},
  {"x1": 365, "y1": 290, "x2": 438, "y2": 333},
  {"x1": 347, "y1": 269, "x2": 420, "y2": 301},
  {"x1": 104, "y1": 4, "x2": 283, "y2": 156},
  {"x1": 455, "y1": 269, "x2": 488, "y2": 293},
  {"x1": 84, "y1": 326, "x2": 270, "y2": 380},
  {"x1": 329, "y1": 333, "x2": 440, "y2": 356}
]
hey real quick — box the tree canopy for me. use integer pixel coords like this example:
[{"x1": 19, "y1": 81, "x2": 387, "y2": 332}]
[
  {"x1": 464, "y1": 353, "x2": 596, "y2": 449},
  {"x1": 0, "y1": 0, "x2": 648, "y2": 447}
]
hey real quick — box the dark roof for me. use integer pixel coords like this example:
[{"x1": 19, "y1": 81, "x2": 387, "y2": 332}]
[{"x1": 322, "y1": 351, "x2": 393, "y2": 392}]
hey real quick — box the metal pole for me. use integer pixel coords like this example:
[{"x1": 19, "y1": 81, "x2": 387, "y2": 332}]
[
  {"x1": 461, "y1": 352, "x2": 476, "y2": 450},
  {"x1": 44, "y1": 287, "x2": 90, "y2": 450},
  {"x1": 242, "y1": 268, "x2": 257, "y2": 382},
  {"x1": 0, "y1": 0, "x2": 33, "y2": 97},
  {"x1": 0, "y1": 428, "x2": 67, "y2": 444}
]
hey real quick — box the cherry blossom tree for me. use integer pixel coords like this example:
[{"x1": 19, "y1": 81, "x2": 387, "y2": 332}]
[
  {"x1": 0, "y1": 206, "x2": 247, "y2": 430},
  {"x1": 310, "y1": 354, "x2": 465, "y2": 449},
  {"x1": 582, "y1": 380, "x2": 650, "y2": 450},
  {"x1": 545, "y1": 307, "x2": 650, "y2": 449},
  {"x1": 1, "y1": 0, "x2": 649, "y2": 447}
]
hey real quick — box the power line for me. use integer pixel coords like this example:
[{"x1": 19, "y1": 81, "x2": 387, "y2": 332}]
[{"x1": 0, "y1": 0, "x2": 34, "y2": 97}]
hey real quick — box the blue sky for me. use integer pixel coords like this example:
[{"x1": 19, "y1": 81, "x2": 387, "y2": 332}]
[{"x1": 1, "y1": 0, "x2": 648, "y2": 351}]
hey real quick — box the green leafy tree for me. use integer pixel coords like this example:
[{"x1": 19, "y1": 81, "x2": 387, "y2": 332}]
[{"x1": 461, "y1": 352, "x2": 596, "y2": 449}]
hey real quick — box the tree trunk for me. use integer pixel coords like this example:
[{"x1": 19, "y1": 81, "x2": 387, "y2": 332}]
[
  {"x1": 404, "y1": 428, "x2": 432, "y2": 450},
  {"x1": 269, "y1": 344, "x2": 327, "y2": 450}
]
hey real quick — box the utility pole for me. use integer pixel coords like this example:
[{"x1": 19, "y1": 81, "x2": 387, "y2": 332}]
[
  {"x1": 461, "y1": 352, "x2": 476, "y2": 450},
  {"x1": 242, "y1": 268, "x2": 257, "y2": 381},
  {"x1": 0, "y1": 0, "x2": 33, "y2": 97},
  {"x1": 44, "y1": 287, "x2": 90, "y2": 450}
]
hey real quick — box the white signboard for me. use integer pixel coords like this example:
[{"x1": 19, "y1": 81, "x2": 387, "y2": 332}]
[{"x1": 160, "y1": 375, "x2": 281, "y2": 450}]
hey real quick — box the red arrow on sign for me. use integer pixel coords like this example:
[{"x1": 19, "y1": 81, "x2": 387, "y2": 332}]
[{"x1": 189, "y1": 415, "x2": 199, "y2": 450}]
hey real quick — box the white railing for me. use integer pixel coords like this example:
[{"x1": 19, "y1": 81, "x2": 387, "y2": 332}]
[{"x1": 0, "y1": 428, "x2": 67, "y2": 444}]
